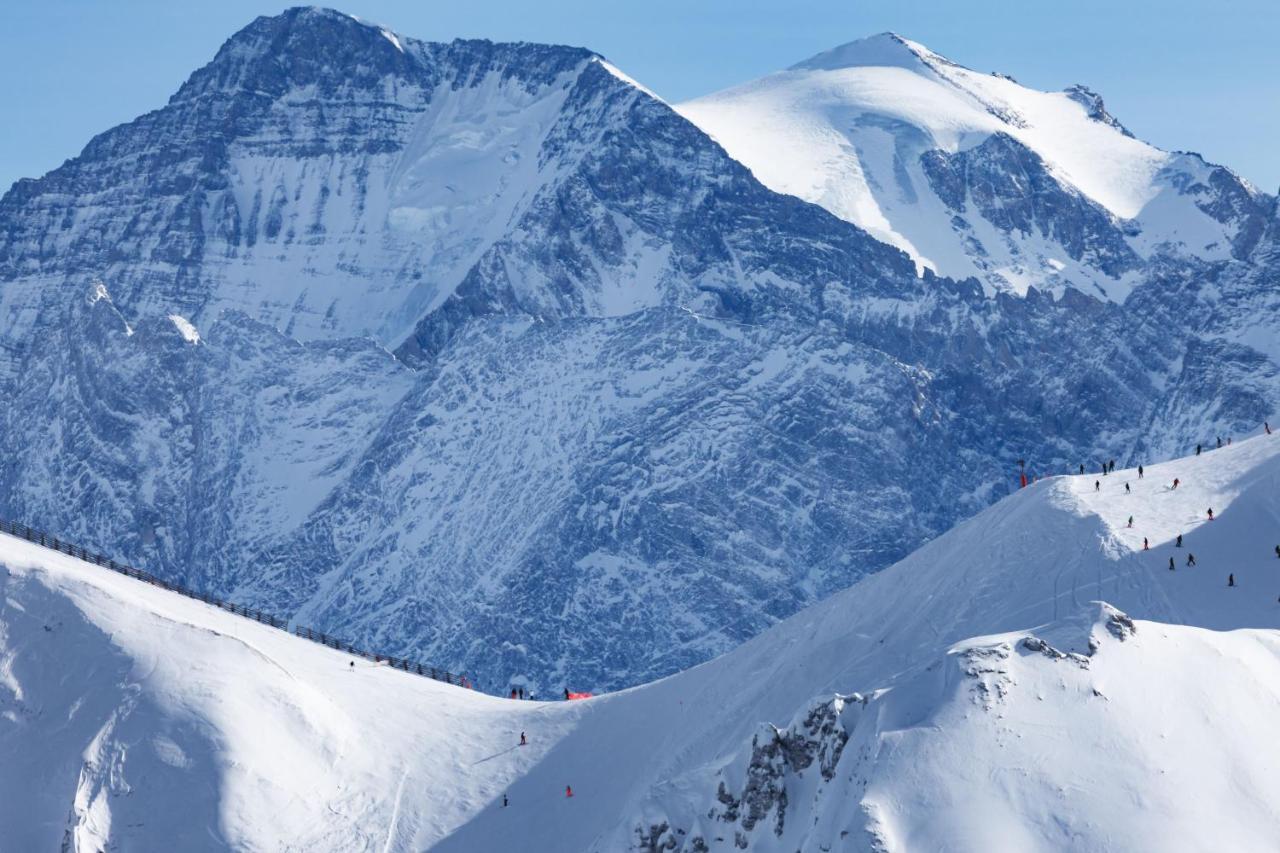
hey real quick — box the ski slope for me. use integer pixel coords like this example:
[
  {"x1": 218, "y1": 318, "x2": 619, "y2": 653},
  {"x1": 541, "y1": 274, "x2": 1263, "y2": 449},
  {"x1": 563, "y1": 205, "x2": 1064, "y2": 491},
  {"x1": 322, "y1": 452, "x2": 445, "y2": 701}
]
[{"x1": 4, "y1": 432, "x2": 1280, "y2": 850}]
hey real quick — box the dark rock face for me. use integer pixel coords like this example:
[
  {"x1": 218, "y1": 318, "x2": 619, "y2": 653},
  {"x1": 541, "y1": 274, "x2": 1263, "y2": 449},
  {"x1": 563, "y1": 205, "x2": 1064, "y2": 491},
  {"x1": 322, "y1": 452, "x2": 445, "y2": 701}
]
[
  {"x1": 1064, "y1": 84, "x2": 1134, "y2": 138},
  {"x1": 2, "y1": 8, "x2": 1279, "y2": 693},
  {"x1": 921, "y1": 133, "x2": 1141, "y2": 279},
  {"x1": 640, "y1": 695, "x2": 861, "y2": 851}
]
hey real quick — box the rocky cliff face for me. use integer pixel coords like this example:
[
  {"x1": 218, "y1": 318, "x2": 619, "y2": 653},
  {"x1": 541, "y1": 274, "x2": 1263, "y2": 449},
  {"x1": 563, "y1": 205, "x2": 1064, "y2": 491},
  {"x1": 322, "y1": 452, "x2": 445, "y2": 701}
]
[{"x1": 1, "y1": 8, "x2": 1277, "y2": 692}]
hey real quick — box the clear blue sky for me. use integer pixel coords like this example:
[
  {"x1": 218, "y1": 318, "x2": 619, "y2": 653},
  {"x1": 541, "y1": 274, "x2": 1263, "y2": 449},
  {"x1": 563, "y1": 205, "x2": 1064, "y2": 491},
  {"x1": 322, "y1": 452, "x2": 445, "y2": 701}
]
[{"x1": 3, "y1": 0, "x2": 1278, "y2": 194}]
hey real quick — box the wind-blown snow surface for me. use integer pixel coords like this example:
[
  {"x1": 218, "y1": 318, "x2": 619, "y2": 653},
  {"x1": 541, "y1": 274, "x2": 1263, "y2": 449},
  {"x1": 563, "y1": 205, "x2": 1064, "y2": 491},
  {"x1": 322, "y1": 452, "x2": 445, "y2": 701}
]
[
  {"x1": 678, "y1": 33, "x2": 1273, "y2": 299},
  {"x1": 5, "y1": 434, "x2": 1280, "y2": 850},
  {"x1": 3, "y1": 8, "x2": 1280, "y2": 694}
]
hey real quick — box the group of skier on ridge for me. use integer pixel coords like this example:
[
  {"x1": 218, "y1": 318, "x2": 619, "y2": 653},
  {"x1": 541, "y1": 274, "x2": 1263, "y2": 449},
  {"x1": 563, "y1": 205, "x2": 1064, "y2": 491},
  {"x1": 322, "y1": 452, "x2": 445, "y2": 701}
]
[{"x1": 1084, "y1": 423, "x2": 1277, "y2": 592}]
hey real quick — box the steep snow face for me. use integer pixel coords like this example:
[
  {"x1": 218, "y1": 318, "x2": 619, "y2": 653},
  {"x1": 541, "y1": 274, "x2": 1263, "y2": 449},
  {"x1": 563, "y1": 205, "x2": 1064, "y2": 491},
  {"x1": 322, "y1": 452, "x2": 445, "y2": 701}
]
[
  {"x1": 677, "y1": 33, "x2": 1272, "y2": 299},
  {"x1": 5, "y1": 434, "x2": 1280, "y2": 850}
]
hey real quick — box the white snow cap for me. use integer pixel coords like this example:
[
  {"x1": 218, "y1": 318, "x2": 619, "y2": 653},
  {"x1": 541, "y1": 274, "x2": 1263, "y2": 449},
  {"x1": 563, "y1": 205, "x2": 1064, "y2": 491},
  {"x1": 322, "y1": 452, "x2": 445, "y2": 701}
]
[
  {"x1": 168, "y1": 314, "x2": 201, "y2": 345},
  {"x1": 789, "y1": 32, "x2": 937, "y2": 72}
]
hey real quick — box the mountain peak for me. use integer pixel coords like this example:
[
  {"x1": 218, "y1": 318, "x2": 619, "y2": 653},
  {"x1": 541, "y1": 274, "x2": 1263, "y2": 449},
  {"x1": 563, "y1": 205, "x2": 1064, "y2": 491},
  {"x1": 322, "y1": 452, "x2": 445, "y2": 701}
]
[
  {"x1": 171, "y1": 5, "x2": 421, "y2": 103},
  {"x1": 788, "y1": 32, "x2": 949, "y2": 74}
]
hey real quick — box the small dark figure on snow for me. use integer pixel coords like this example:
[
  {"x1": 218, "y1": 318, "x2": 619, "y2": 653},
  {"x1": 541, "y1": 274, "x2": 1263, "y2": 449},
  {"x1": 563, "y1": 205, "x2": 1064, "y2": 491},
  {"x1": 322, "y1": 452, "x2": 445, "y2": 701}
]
[
  {"x1": 1217, "y1": 436, "x2": 1223, "y2": 448},
  {"x1": 349, "y1": 661, "x2": 354, "y2": 671},
  {"x1": 1095, "y1": 480, "x2": 1101, "y2": 492},
  {"x1": 1172, "y1": 478, "x2": 1180, "y2": 490},
  {"x1": 510, "y1": 688, "x2": 518, "y2": 699},
  {"x1": 1125, "y1": 483, "x2": 1130, "y2": 494},
  {"x1": 1275, "y1": 544, "x2": 1280, "y2": 559},
  {"x1": 503, "y1": 794, "x2": 509, "y2": 808},
  {"x1": 1143, "y1": 537, "x2": 1149, "y2": 551},
  {"x1": 566, "y1": 785, "x2": 574, "y2": 798},
  {"x1": 1138, "y1": 465, "x2": 1144, "y2": 479},
  {"x1": 1169, "y1": 557, "x2": 1176, "y2": 571},
  {"x1": 1196, "y1": 444, "x2": 1202, "y2": 456},
  {"x1": 1267, "y1": 421, "x2": 1273, "y2": 435},
  {"x1": 1079, "y1": 464, "x2": 1085, "y2": 475},
  {"x1": 1127, "y1": 515, "x2": 1134, "y2": 528},
  {"x1": 1176, "y1": 534, "x2": 1183, "y2": 548},
  {"x1": 1228, "y1": 437, "x2": 1233, "y2": 445},
  {"x1": 564, "y1": 688, "x2": 571, "y2": 701},
  {"x1": 520, "y1": 731, "x2": 527, "y2": 746},
  {"x1": 519, "y1": 687, "x2": 525, "y2": 700},
  {"x1": 1207, "y1": 508, "x2": 1214, "y2": 521},
  {"x1": 1228, "y1": 573, "x2": 1235, "y2": 587},
  {"x1": 1187, "y1": 553, "x2": 1196, "y2": 567}
]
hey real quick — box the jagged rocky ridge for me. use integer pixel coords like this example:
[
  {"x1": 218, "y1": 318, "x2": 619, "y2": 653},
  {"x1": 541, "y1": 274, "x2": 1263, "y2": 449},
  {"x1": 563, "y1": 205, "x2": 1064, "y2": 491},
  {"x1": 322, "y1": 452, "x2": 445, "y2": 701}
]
[{"x1": 1, "y1": 8, "x2": 1279, "y2": 691}]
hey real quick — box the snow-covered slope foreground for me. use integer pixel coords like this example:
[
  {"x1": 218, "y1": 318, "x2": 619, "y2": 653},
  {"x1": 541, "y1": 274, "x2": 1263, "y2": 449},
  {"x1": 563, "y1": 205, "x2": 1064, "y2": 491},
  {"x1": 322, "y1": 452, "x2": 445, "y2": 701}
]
[
  {"x1": 678, "y1": 33, "x2": 1274, "y2": 299},
  {"x1": 3, "y1": 8, "x2": 1280, "y2": 694},
  {"x1": 6, "y1": 434, "x2": 1280, "y2": 850}
]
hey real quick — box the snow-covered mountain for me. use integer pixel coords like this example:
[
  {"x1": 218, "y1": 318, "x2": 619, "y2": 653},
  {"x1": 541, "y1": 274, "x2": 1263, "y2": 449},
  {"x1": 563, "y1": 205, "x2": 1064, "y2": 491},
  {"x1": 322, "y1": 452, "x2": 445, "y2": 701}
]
[
  {"x1": 5, "y1": 433, "x2": 1280, "y2": 850},
  {"x1": 2, "y1": 9, "x2": 1279, "y2": 694},
  {"x1": 678, "y1": 33, "x2": 1274, "y2": 300}
]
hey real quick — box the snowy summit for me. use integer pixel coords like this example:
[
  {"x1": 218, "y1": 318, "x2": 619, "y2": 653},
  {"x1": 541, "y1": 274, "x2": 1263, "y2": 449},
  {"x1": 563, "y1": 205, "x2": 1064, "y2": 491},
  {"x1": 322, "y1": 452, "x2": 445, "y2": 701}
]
[{"x1": 678, "y1": 33, "x2": 1270, "y2": 299}]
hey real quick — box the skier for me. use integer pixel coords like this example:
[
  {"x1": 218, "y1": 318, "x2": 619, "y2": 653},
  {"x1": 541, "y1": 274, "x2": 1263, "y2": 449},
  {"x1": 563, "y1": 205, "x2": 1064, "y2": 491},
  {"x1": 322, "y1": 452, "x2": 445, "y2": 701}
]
[
  {"x1": 1207, "y1": 508, "x2": 1214, "y2": 521},
  {"x1": 1110, "y1": 459, "x2": 1116, "y2": 473},
  {"x1": 1196, "y1": 444, "x2": 1202, "y2": 456},
  {"x1": 1172, "y1": 478, "x2": 1180, "y2": 490},
  {"x1": 1169, "y1": 557, "x2": 1176, "y2": 571},
  {"x1": 564, "y1": 688, "x2": 571, "y2": 701},
  {"x1": 1079, "y1": 464, "x2": 1085, "y2": 475},
  {"x1": 510, "y1": 688, "x2": 518, "y2": 699},
  {"x1": 1095, "y1": 480, "x2": 1101, "y2": 492},
  {"x1": 519, "y1": 687, "x2": 526, "y2": 700},
  {"x1": 520, "y1": 732, "x2": 527, "y2": 746},
  {"x1": 1143, "y1": 537, "x2": 1149, "y2": 551},
  {"x1": 1138, "y1": 465, "x2": 1144, "y2": 479},
  {"x1": 503, "y1": 794, "x2": 509, "y2": 808},
  {"x1": 1228, "y1": 573, "x2": 1236, "y2": 587},
  {"x1": 1127, "y1": 515, "x2": 1134, "y2": 528},
  {"x1": 1217, "y1": 436, "x2": 1223, "y2": 448},
  {"x1": 1187, "y1": 553, "x2": 1196, "y2": 567},
  {"x1": 1176, "y1": 534, "x2": 1183, "y2": 548},
  {"x1": 1125, "y1": 483, "x2": 1131, "y2": 494},
  {"x1": 349, "y1": 661, "x2": 355, "y2": 671},
  {"x1": 566, "y1": 785, "x2": 574, "y2": 798},
  {"x1": 1275, "y1": 545, "x2": 1280, "y2": 559}
]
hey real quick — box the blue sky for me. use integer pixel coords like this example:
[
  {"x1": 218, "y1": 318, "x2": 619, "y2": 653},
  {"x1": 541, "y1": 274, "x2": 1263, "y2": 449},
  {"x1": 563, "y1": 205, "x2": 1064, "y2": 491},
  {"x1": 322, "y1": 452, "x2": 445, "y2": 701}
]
[{"x1": 3, "y1": 0, "x2": 1277, "y2": 193}]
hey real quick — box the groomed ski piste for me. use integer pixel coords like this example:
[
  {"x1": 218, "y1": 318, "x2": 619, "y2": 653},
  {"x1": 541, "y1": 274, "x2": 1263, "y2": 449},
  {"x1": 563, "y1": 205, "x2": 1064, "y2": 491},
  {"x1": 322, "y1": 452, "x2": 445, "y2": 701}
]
[{"x1": 4, "y1": 432, "x2": 1280, "y2": 851}]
